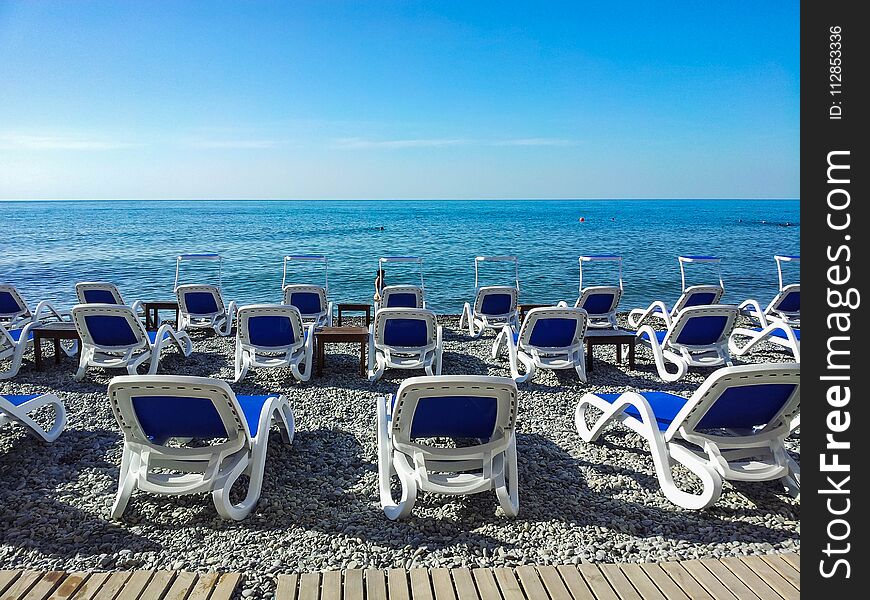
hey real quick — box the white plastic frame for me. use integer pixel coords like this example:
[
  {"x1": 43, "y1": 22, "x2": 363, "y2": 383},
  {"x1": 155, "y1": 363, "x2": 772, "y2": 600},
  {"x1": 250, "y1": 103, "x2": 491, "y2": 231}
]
[
  {"x1": 575, "y1": 255, "x2": 623, "y2": 329},
  {"x1": 175, "y1": 284, "x2": 237, "y2": 336},
  {"x1": 1, "y1": 392, "x2": 67, "y2": 442},
  {"x1": 368, "y1": 307, "x2": 443, "y2": 381},
  {"x1": 234, "y1": 304, "x2": 315, "y2": 382},
  {"x1": 174, "y1": 253, "x2": 222, "y2": 291}
]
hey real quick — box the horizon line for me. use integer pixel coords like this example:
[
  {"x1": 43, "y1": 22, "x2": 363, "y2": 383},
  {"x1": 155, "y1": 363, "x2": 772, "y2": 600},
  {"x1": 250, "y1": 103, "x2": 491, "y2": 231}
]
[{"x1": 0, "y1": 197, "x2": 800, "y2": 202}]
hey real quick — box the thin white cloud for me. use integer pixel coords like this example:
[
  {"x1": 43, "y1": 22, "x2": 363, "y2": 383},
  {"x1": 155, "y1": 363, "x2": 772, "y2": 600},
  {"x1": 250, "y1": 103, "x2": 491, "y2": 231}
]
[
  {"x1": 0, "y1": 134, "x2": 138, "y2": 151},
  {"x1": 333, "y1": 137, "x2": 466, "y2": 149},
  {"x1": 491, "y1": 138, "x2": 578, "y2": 146},
  {"x1": 183, "y1": 139, "x2": 281, "y2": 149}
]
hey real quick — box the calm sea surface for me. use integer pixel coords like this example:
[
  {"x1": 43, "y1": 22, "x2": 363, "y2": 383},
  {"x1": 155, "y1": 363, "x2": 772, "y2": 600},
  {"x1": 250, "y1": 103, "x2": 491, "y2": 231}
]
[{"x1": 0, "y1": 200, "x2": 799, "y2": 313}]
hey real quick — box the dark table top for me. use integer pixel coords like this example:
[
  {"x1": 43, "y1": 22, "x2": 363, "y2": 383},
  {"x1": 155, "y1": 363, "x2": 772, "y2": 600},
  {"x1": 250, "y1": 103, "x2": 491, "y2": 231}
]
[
  {"x1": 315, "y1": 326, "x2": 369, "y2": 340},
  {"x1": 585, "y1": 328, "x2": 636, "y2": 339}
]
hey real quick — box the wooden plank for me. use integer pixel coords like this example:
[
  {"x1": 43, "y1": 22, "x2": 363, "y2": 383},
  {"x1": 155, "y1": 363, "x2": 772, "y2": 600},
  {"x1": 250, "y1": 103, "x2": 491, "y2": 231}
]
[
  {"x1": 276, "y1": 574, "x2": 298, "y2": 600},
  {"x1": 92, "y1": 572, "x2": 133, "y2": 600},
  {"x1": 470, "y1": 569, "x2": 500, "y2": 600},
  {"x1": 636, "y1": 564, "x2": 690, "y2": 600},
  {"x1": 365, "y1": 569, "x2": 387, "y2": 600},
  {"x1": 0, "y1": 572, "x2": 21, "y2": 597},
  {"x1": 13, "y1": 571, "x2": 65, "y2": 600},
  {"x1": 778, "y1": 554, "x2": 799, "y2": 572},
  {"x1": 758, "y1": 556, "x2": 799, "y2": 591},
  {"x1": 450, "y1": 569, "x2": 478, "y2": 600},
  {"x1": 555, "y1": 565, "x2": 595, "y2": 600},
  {"x1": 69, "y1": 572, "x2": 111, "y2": 600},
  {"x1": 116, "y1": 570, "x2": 154, "y2": 600},
  {"x1": 536, "y1": 566, "x2": 575, "y2": 600},
  {"x1": 46, "y1": 573, "x2": 91, "y2": 600},
  {"x1": 387, "y1": 569, "x2": 410, "y2": 600},
  {"x1": 209, "y1": 573, "x2": 243, "y2": 600},
  {"x1": 161, "y1": 571, "x2": 197, "y2": 600},
  {"x1": 739, "y1": 556, "x2": 798, "y2": 598},
  {"x1": 599, "y1": 564, "x2": 642, "y2": 600},
  {"x1": 722, "y1": 557, "x2": 792, "y2": 600},
  {"x1": 298, "y1": 573, "x2": 321, "y2": 600},
  {"x1": 656, "y1": 563, "x2": 714, "y2": 600},
  {"x1": 492, "y1": 568, "x2": 525, "y2": 600},
  {"x1": 618, "y1": 565, "x2": 666, "y2": 600},
  {"x1": 1, "y1": 570, "x2": 43, "y2": 600},
  {"x1": 696, "y1": 560, "x2": 759, "y2": 600},
  {"x1": 137, "y1": 571, "x2": 177, "y2": 600},
  {"x1": 577, "y1": 565, "x2": 619, "y2": 600},
  {"x1": 321, "y1": 571, "x2": 342, "y2": 600},
  {"x1": 187, "y1": 572, "x2": 221, "y2": 600},
  {"x1": 431, "y1": 569, "x2": 456, "y2": 600},
  {"x1": 678, "y1": 560, "x2": 740, "y2": 600},
  {"x1": 409, "y1": 569, "x2": 433, "y2": 600},
  {"x1": 343, "y1": 570, "x2": 364, "y2": 600}
]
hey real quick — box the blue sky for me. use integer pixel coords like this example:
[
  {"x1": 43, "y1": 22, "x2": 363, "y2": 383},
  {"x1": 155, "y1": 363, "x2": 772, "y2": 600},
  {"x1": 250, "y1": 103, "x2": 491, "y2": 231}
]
[{"x1": 0, "y1": 1, "x2": 799, "y2": 200}]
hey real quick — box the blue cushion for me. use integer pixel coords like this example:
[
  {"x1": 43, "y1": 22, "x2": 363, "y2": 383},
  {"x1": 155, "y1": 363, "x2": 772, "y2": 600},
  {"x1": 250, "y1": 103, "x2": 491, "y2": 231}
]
[
  {"x1": 596, "y1": 392, "x2": 689, "y2": 431},
  {"x1": 248, "y1": 315, "x2": 295, "y2": 347},
  {"x1": 528, "y1": 318, "x2": 577, "y2": 347},
  {"x1": 0, "y1": 291, "x2": 23, "y2": 314},
  {"x1": 777, "y1": 290, "x2": 800, "y2": 313},
  {"x1": 131, "y1": 393, "x2": 272, "y2": 442},
  {"x1": 85, "y1": 315, "x2": 139, "y2": 346},
  {"x1": 696, "y1": 384, "x2": 798, "y2": 429},
  {"x1": 683, "y1": 292, "x2": 718, "y2": 307},
  {"x1": 7, "y1": 329, "x2": 34, "y2": 343},
  {"x1": 409, "y1": 395, "x2": 498, "y2": 439},
  {"x1": 1, "y1": 394, "x2": 42, "y2": 407},
  {"x1": 146, "y1": 330, "x2": 172, "y2": 344},
  {"x1": 674, "y1": 315, "x2": 729, "y2": 345},
  {"x1": 582, "y1": 293, "x2": 616, "y2": 315},
  {"x1": 754, "y1": 327, "x2": 800, "y2": 341},
  {"x1": 383, "y1": 318, "x2": 428, "y2": 346},
  {"x1": 385, "y1": 293, "x2": 419, "y2": 308},
  {"x1": 639, "y1": 330, "x2": 667, "y2": 344},
  {"x1": 480, "y1": 293, "x2": 512, "y2": 316},
  {"x1": 289, "y1": 292, "x2": 322, "y2": 315},
  {"x1": 83, "y1": 289, "x2": 119, "y2": 304},
  {"x1": 184, "y1": 292, "x2": 220, "y2": 315}
]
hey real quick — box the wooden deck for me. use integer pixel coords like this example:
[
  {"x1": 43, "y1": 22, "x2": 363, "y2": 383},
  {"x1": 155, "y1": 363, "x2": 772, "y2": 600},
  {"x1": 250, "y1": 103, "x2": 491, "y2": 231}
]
[{"x1": 0, "y1": 553, "x2": 798, "y2": 600}]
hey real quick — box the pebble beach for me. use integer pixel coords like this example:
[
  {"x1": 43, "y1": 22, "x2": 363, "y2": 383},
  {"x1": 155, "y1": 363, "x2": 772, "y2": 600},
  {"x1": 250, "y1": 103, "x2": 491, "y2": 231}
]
[{"x1": 0, "y1": 314, "x2": 800, "y2": 599}]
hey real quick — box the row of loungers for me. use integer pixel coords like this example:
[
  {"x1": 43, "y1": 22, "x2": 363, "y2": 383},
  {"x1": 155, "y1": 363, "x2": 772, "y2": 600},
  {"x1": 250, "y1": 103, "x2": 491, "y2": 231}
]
[{"x1": 2, "y1": 363, "x2": 800, "y2": 520}]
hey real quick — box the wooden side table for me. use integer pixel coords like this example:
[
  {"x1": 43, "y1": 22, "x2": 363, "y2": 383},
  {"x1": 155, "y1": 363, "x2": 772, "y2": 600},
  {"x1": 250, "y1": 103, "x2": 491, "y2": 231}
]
[
  {"x1": 584, "y1": 328, "x2": 636, "y2": 372},
  {"x1": 314, "y1": 326, "x2": 369, "y2": 377},
  {"x1": 143, "y1": 300, "x2": 180, "y2": 331},
  {"x1": 337, "y1": 303, "x2": 372, "y2": 327},
  {"x1": 33, "y1": 322, "x2": 81, "y2": 369}
]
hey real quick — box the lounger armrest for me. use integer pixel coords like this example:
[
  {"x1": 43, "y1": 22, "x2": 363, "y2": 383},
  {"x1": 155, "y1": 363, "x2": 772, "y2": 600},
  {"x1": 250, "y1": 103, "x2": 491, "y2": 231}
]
[
  {"x1": 738, "y1": 298, "x2": 769, "y2": 326},
  {"x1": 628, "y1": 301, "x2": 671, "y2": 329}
]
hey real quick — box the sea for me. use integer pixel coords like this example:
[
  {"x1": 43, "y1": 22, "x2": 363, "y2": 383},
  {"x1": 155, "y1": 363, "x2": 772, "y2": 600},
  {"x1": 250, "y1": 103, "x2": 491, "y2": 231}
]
[{"x1": 0, "y1": 199, "x2": 799, "y2": 314}]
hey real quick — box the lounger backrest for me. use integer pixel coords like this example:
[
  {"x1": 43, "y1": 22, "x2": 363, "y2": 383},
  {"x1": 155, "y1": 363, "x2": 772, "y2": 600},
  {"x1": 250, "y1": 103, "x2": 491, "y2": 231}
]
[
  {"x1": 237, "y1": 304, "x2": 305, "y2": 349},
  {"x1": 665, "y1": 363, "x2": 800, "y2": 441},
  {"x1": 176, "y1": 284, "x2": 226, "y2": 318},
  {"x1": 282, "y1": 285, "x2": 328, "y2": 319},
  {"x1": 390, "y1": 375, "x2": 517, "y2": 450},
  {"x1": 771, "y1": 284, "x2": 800, "y2": 316},
  {"x1": 672, "y1": 285, "x2": 724, "y2": 314},
  {"x1": 72, "y1": 304, "x2": 149, "y2": 351},
  {"x1": 75, "y1": 282, "x2": 124, "y2": 305},
  {"x1": 0, "y1": 285, "x2": 29, "y2": 322},
  {"x1": 518, "y1": 307, "x2": 588, "y2": 350},
  {"x1": 374, "y1": 308, "x2": 437, "y2": 351},
  {"x1": 108, "y1": 375, "x2": 250, "y2": 453},
  {"x1": 474, "y1": 286, "x2": 518, "y2": 318},
  {"x1": 577, "y1": 286, "x2": 622, "y2": 316},
  {"x1": 665, "y1": 305, "x2": 738, "y2": 349},
  {"x1": 380, "y1": 286, "x2": 425, "y2": 309}
]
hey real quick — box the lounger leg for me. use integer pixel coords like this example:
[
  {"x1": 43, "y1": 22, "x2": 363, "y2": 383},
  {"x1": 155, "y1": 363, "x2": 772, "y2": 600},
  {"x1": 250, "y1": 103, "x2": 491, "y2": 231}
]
[
  {"x1": 782, "y1": 456, "x2": 800, "y2": 499},
  {"x1": 73, "y1": 347, "x2": 94, "y2": 382},
  {"x1": 376, "y1": 396, "x2": 416, "y2": 520},
  {"x1": 234, "y1": 345, "x2": 248, "y2": 383},
  {"x1": 111, "y1": 447, "x2": 139, "y2": 519},
  {"x1": 495, "y1": 436, "x2": 520, "y2": 517}
]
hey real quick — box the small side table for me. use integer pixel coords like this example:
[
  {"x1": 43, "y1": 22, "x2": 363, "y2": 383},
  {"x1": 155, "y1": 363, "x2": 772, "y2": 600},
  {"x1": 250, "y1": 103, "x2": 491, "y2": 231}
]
[
  {"x1": 143, "y1": 300, "x2": 180, "y2": 331},
  {"x1": 314, "y1": 326, "x2": 369, "y2": 377},
  {"x1": 33, "y1": 322, "x2": 81, "y2": 370},
  {"x1": 337, "y1": 303, "x2": 372, "y2": 327},
  {"x1": 585, "y1": 328, "x2": 637, "y2": 372}
]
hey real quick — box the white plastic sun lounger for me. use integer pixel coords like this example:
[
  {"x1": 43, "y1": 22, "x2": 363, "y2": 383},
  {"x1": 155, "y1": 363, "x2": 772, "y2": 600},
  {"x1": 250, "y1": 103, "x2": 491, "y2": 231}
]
[
  {"x1": 1, "y1": 391, "x2": 67, "y2": 442},
  {"x1": 75, "y1": 281, "x2": 145, "y2": 317},
  {"x1": 375, "y1": 256, "x2": 426, "y2": 312},
  {"x1": 636, "y1": 305, "x2": 738, "y2": 382},
  {"x1": 377, "y1": 375, "x2": 519, "y2": 519},
  {"x1": 235, "y1": 304, "x2": 315, "y2": 382},
  {"x1": 738, "y1": 255, "x2": 800, "y2": 328},
  {"x1": 1, "y1": 322, "x2": 36, "y2": 380},
  {"x1": 576, "y1": 363, "x2": 800, "y2": 509},
  {"x1": 459, "y1": 256, "x2": 520, "y2": 338},
  {"x1": 108, "y1": 374, "x2": 294, "y2": 520},
  {"x1": 71, "y1": 303, "x2": 192, "y2": 381},
  {"x1": 0, "y1": 284, "x2": 68, "y2": 329},
  {"x1": 492, "y1": 306, "x2": 588, "y2": 383},
  {"x1": 729, "y1": 317, "x2": 801, "y2": 361},
  {"x1": 574, "y1": 255, "x2": 623, "y2": 329},
  {"x1": 281, "y1": 255, "x2": 334, "y2": 328},
  {"x1": 176, "y1": 285, "x2": 237, "y2": 336},
  {"x1": 628, "y1": 256, "x2": 725, "y2": 329},
  {"x1": 368, "y1": 308, "x2": 443, "y2": 381}
]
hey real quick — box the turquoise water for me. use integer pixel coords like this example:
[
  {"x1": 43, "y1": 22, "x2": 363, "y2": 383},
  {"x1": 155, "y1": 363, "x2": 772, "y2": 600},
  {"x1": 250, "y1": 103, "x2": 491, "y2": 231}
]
[{"x1": 0, "y1": 200, "x2": 799, "y2": 313}]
